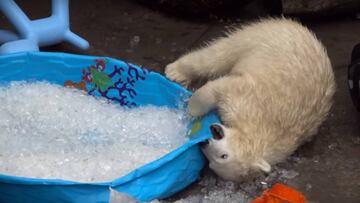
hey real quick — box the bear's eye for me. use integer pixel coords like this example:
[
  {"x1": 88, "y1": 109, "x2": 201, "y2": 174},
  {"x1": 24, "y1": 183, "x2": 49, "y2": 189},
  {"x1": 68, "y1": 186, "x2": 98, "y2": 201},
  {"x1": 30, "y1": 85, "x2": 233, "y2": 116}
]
[{"x1": 221, "y1": 154, "x2": 228, "y2": 159}]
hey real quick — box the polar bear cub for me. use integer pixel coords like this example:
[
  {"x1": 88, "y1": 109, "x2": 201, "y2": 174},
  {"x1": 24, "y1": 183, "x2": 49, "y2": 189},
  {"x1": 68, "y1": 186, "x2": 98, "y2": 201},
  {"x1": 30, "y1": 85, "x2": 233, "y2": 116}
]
[{"x1": 165, "y1": 18, "x2": 335, "y2": 181}]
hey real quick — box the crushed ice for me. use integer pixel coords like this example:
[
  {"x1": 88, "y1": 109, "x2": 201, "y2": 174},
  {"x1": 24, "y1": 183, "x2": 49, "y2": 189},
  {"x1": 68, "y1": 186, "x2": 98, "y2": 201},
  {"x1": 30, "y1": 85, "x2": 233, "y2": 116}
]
[
  {"x1": 109, "y1": 156, "x2": 304, "y2": 203},
  {"x1": 0, "y1": 81, "x2": 190, "y2": 182},
  {"x1": 164, "y1": 156, "x2": 304, "y2": 203}
]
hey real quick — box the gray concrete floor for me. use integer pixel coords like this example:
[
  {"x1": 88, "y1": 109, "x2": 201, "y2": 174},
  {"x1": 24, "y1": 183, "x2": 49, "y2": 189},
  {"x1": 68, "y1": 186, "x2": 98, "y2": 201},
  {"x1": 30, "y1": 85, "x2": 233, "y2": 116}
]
[{"x1": 1, "y1": 0, "x2": 360, "y2": 202}]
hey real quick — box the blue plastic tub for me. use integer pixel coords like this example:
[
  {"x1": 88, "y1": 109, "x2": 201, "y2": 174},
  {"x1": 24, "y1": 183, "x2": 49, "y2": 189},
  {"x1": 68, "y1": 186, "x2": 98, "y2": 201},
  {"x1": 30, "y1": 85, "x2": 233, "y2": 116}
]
[{"x1": 0, "y1": 52, "x2": 220, "y2": 203}]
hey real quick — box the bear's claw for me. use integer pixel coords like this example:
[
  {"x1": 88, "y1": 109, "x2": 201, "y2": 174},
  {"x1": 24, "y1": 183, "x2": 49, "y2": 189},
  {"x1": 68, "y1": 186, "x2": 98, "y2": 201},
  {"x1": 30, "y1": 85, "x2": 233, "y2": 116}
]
[{"x1": 165, "y1": 63, "x2": 191, "y2": 87}]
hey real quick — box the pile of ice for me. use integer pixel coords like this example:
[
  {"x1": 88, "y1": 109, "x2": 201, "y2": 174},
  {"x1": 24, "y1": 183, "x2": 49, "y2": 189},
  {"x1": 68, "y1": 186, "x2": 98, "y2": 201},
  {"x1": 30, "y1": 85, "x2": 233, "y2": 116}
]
[
  {"x1": 166, "y1": 156, "x2": 303, "y2": 203},
  {"x1": 0, "y1": 81, "x2": 191, "y2": 182},
  {"x1": 168, "y1": 177, "x2": 252, "y2": 203},
  {"x1": 110, "y1": 156, "x2": 304, "y2": 203}
]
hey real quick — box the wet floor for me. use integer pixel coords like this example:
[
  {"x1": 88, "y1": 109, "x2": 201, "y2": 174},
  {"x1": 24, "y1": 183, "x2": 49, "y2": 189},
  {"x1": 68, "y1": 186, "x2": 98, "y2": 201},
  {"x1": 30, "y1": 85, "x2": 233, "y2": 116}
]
[{"x1": 1, "y1": 0, "x2": 359, "y2": 202}]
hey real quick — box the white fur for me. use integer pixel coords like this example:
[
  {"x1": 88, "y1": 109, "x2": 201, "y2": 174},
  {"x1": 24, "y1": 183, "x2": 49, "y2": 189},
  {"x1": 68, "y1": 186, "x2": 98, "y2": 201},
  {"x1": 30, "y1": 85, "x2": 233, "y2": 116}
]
[{"x1": 165, "y1": 18, "x2": 335, "y2": 181}]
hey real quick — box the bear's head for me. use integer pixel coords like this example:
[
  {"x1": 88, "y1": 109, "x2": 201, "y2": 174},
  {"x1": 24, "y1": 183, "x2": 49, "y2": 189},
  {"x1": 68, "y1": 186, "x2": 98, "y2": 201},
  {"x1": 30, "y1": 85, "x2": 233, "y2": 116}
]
[{"x1": 200, "y1": 124, "x2": 271, "y2": 181}]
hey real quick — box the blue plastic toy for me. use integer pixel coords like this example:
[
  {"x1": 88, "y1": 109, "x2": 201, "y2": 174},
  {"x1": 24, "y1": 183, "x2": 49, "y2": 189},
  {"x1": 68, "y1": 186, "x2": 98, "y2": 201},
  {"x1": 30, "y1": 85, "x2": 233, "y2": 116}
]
[
  {"x1": 0, "y1": 0, "x2": 89, "y2": 55},
  {"x1": 0, "y1": 52, "x2": 220, "y2": 203}
]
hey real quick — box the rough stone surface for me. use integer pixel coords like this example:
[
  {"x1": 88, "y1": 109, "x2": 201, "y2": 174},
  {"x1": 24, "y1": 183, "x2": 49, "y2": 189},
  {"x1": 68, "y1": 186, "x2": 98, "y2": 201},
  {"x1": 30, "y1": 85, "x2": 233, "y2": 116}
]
[
  {"x1": 135, "y1": 0, "x2": 252, "y2": 18},
  {"x1": 1, "y1": 0, "x2": 359, "y2": 202},
  {"x1": 282, "y1": 0, "x2": 360, "y2": 16}
]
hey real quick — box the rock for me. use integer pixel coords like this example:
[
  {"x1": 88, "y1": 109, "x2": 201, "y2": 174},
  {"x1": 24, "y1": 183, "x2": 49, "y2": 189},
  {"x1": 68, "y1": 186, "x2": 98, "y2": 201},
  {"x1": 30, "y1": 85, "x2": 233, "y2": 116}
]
[
  {"x1": 135, "y1": 0, "x2": 282, "y2": 19},
  {"x1": 281, "y1": 0, "x2": 360, "y2": 17}
]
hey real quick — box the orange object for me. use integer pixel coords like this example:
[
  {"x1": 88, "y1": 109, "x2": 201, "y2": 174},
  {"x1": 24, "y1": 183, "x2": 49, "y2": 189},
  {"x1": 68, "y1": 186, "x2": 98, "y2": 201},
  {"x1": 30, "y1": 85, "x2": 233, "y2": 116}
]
[
  {"x1": 64, "y1": 80, "x2": 87, "y2": 91},
  {"x1": 252, "y1": 183, "x2": 307, "y2": 203}
]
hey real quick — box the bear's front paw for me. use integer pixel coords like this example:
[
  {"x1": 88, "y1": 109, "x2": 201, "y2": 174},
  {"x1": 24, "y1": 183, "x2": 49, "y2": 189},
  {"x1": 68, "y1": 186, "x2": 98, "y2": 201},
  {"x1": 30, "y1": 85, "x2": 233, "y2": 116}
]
[
  {"x1": 165, "y1": 62, "x2": 191, "y2": 87},
  {"x1": 188, "y1": 89, "x2": 215, "y2": 116},
  {"x1": 188, "y1": 97, "x2": 203, "y2": 117}
]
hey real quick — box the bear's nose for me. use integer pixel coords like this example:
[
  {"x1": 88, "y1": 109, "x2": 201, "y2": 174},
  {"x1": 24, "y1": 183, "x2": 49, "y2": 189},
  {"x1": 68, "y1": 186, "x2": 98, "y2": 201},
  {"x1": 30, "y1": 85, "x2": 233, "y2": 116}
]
[
  {"x1": 199, "y1": 140, "x2": 209, "y2": 148},
  {"x1": 210, "y1": 124, "x2": 224, "y2": 140}
]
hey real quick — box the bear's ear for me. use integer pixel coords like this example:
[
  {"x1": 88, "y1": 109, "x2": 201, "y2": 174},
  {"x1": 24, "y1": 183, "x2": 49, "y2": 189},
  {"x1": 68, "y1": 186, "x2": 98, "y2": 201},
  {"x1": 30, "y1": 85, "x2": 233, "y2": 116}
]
[{"x1": 254, "y1": 159, "x2": 271, "y2": 173}]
